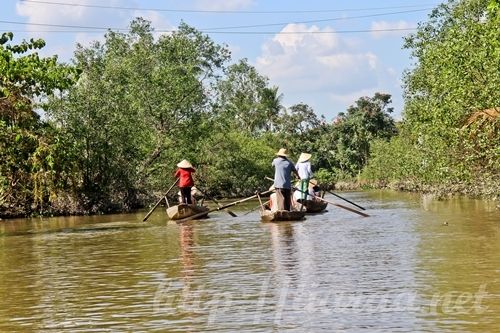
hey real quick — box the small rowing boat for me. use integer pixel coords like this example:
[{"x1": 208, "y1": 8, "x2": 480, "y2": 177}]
[
  {"x1": 301, "y1": 199, "x2": 328, "y2": 213},
  {"x1": 260, "y1": 209, "x2": 306, "y2": 222},
  {"x1": 166, "y1": 204, "x2": 209, "y2": 220}
]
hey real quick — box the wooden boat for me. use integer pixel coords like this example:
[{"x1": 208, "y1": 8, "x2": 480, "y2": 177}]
[
  {"x1": 166, "y1": 204, "x2": 209, "y2": 220},
  {"x1": 301, "y1": 199, "x2": 328, "y2": 213},
  {"x1": 260, "y1": 209, "x2": 306, "y2": 222}
]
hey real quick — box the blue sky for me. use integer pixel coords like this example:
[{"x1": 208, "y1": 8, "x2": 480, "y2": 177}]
[{"x1": 2, "y1": 0, "x2": 443, "y2": 120}]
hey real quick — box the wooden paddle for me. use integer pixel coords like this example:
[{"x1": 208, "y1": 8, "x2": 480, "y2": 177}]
[
  {"x1": 323, "y1": 188, "x2": 366, "y2": 210},
  {"x1": 142, "y1": 179, "x2": 179, "y2": 222},
  {"x1": 176, "y1": 189, "x2": 273, "y2": 224},
  {"x1": 196, "y1": 187, "x2": 237, "y2": 217},
  {"x1": 243, "y1": 200, "x2": 270, "y2": 216}
]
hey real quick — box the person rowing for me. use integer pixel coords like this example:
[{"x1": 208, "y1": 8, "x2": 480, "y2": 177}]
[
  {"x1": 174, "y1": 159, "x2": 196, "y2": 205},
  {"x1": 271, "y1": 148, "x2": 300, "y2": 211}
]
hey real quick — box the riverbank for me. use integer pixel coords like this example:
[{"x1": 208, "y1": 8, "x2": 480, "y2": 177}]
[
  {"x1": 2, "y1": 176, "x2": 498, "y2": 220},
  {"x1": 334, "y1": 176, "x2": 499, "y2": 201}
]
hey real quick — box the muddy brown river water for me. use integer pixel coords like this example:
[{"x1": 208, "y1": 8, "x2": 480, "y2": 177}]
[{"x1": 0, "y1": 190, "x2": 498, "y2": 332}]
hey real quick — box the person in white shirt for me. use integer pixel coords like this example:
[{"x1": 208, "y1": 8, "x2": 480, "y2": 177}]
[{"x1": 295, "y1": 152, "x2": 313, "y2": 201}]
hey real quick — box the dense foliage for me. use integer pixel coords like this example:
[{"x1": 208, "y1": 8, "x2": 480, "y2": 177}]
[
  {"x1": 363, "y1": 0, "x2": 499, "y2": 196},
  {"x1": 46, "y1": 19, "x2": 231, "y2": 213},
  {"x1": 0, "y1": 32, "x2": 78, "y2": 217},
  {"x1": 2, "y1": 0, "x2": 497, "y2": 218},
  {"x1": 319, "y1": 93, "x2": 397, "y2": 177}
]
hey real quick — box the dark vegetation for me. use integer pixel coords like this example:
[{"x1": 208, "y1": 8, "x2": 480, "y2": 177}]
[{"x1": 1, "y1": 0, "x2": 498, "y2": 218}]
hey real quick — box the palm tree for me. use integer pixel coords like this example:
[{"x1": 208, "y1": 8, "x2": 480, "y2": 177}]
[{"x1": 260, "y1": 86, "x2": 283, "y2": 132}]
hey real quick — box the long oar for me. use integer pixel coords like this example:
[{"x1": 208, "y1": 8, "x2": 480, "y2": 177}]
[
  {"x1": 243, "y1": 200, "x2": 270, "y2": 216},
  {"x1": 265, "y1": 176, "x2": 366, "y2": 212},
  {"x1": 196, "y1": 187, "x2": 237, "y2": 217},
  {"x1": 176, "y1": 190, "x2": 273, "y2": 224},
  {"x1": 323, "y1": 188, "x2": 366, "y2": 210},
  {"x1": 293, "y1": 186, "x2": 369, "y2": 217},
  {"x1": 142, "y1": 179, "x2": 179, "y2": 222}
]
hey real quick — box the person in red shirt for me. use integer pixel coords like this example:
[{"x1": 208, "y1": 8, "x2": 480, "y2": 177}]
[{"x1": 174, "y1": 160, "x2": 196, "y2": 204}]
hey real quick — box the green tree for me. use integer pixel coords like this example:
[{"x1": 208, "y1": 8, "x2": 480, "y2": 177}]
[
  {"x1": 364, "y1": 0, "x2": 499, "y2": 196},
  {"x1": 215, "y1": 59, "x2": 282, "y2": 135},
  {"x1": 48, "y1": 19, "x2": 230, "y2": 212},
  {"x1": 260, "y1": 86, "x2": 284, "y2": 132},
  {"x1": 196, "y1": 130, "x2": 275, "y2": 196},
  {"x1": 274, "y1": 102, "x2": 324, "y2": 155},
  {"x1": 0, "y1": 32, "x2": 78, "y2": 217},
  {"x1": 404, "y1": 0, "x2": 498, "y2": 128},
  {"x1": 318, "y1": 93, "x2": 397, "y2": 177},
  {"x1": 403, "y1": 0, "x2": 498, "y2": 180}
]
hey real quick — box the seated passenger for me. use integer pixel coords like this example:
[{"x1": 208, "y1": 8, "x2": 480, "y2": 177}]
[
  {"x1": 308, "y1": 179, "x2": 321, "y2": 199},
  {"x1": 269, "y1": 192, "x2": 279, "y2": 212},
  {"x1": 293, "y1": 179, "x2": 321, "y2": 205}
]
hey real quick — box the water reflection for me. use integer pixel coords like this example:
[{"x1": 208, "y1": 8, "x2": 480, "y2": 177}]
[
  {"x1": 268, "y1": 223, "x2": 298, "y2": 280},
  {"x1": 179, "y1": 224, "x2": 196, "y2": 296},
  {"x1": 266, "y1": 221, "x2": 319, "y2": 293}
]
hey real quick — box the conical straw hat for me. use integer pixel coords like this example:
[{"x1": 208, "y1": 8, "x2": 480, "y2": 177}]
[
  {"x1": 308, "y1": 179, "x2": 318, "y2": 188},
  {"x1": 276, "y1": 148, "x2": 288, "y2": 157},
  {"x1": 177, "y1": 159, "x2": 193, "y2": 168},
  {"x1": 297, "y1": 152, "x2": 312, "y2": 163}
]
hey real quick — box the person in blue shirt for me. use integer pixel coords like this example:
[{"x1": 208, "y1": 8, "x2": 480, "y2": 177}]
[{"x1": 272, "y1": 148, "x2": 299, "y2": 211}]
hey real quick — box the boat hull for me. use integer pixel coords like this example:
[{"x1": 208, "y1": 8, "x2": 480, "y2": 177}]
[
  {"x1": 302, "y1": 200, "x2": 328, "y2": 213},
  {"x1": 261, "y1": 210, "x2": 306, "y2": 222},
  {"x1": 166, "y1": 204, "x2": 209, "y2": 220}
]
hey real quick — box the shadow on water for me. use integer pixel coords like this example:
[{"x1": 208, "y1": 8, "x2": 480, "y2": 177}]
[{"x1": 0, "y1": 212, "x2": 155, "y2": 237}]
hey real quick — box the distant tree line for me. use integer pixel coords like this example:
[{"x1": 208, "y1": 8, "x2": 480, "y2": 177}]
[{"x1": 1, "y1": 0, "x2": 498, "y2": 218}]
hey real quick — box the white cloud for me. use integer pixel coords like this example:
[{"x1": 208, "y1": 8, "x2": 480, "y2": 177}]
[
  {"x1": 16, "y1": 0, "x2": 86, "y2": 26},
  {"x1": 16, "y1": 0, "x2": 132, "y2": 61},
  {"x1": 271, "y1": 24, "x2": 338, "y2": 54},
  {"x1": 256, "y1": 23, "x2": 383, "y2": 117},
  {"x1": 16, "y1": 0, "x2": 132, "y2": 33},
  {"x1": 256, "y1": 24, "x2": 340, "y2": 82},
  {"x1": 370, "y1": 20, "x2": 414, "y2": 39},
  {"x1": 15, "y1": 1, "x2": 174, "y2": 60},
  {"x1": 194, "y1": 0, "x2": 255, "y2": 11},
  {"x1": 253, "y1": 22, "x2": 409, "y2": 118}
]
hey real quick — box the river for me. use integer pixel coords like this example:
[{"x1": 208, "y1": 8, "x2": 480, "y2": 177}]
[{"x1": 0, "y1": 190, "x2": 498, "y2": 332}]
